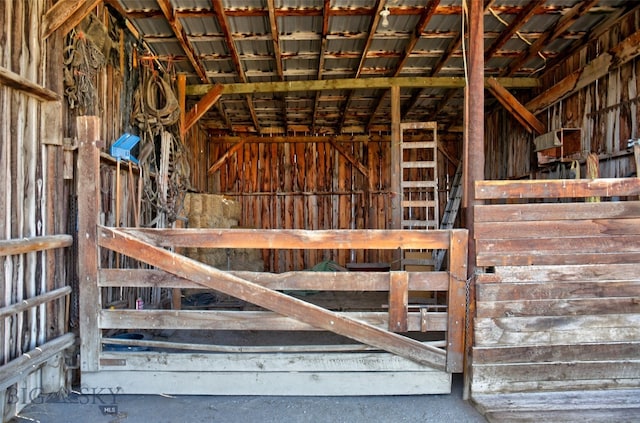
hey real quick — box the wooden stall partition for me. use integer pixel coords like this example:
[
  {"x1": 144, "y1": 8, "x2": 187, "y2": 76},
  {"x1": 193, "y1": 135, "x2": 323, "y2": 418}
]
[
  {"x1": 77, "y1": 135, "x2": 469, "y2": 395},
  {"x1": 471, "y1": 178, "x2": 640, "y2": 421}
]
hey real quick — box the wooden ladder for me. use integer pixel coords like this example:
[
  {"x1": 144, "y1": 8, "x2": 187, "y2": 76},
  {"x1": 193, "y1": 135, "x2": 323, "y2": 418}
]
[
  {"x1": 400, "y1": 122, "x2": 439, "y2": 270},
  {"x1": 433, "y1": 160, "x2": 463, "y2": 271}
]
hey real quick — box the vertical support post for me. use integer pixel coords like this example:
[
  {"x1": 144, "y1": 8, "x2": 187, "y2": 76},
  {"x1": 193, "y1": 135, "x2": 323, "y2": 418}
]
[
  {"x1": 464, "y1": 0, "x2": 485, "y2": 398},
  {"x1": 446, "y1": 229, "x2": 468, "y2": 373},
  {"x1": 76, "y1": 116, "x2": 101, "y2": 373},
  {"x1": 388, "y1": 272, "x2": 408, "y2": 332},
  {"x1": 390, "y1": 85, "x2": 402, "y2": 268},
  {"x1": 178, "y1": 73, "x2": 187, "y2": 138}
]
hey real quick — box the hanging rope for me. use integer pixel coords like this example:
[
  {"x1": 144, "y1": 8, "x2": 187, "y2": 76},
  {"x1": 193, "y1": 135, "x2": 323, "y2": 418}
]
[
  {"x1": 131, "y1": 63, "x2": 191, "y2": 226},
  {"x1": 63, "y1": 29, "x2": 106, "y2": 114}
]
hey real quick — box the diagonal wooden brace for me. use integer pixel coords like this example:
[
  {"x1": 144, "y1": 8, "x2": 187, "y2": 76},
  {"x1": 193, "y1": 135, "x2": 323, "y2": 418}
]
[{"x1": 98, "y1": 226, "x2": 446, "y2": 370}]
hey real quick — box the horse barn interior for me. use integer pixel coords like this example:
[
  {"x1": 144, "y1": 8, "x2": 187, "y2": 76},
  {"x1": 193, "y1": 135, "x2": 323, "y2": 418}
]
[{"x1": 2, "y1": 0, "x2": 640, "y2": 421}]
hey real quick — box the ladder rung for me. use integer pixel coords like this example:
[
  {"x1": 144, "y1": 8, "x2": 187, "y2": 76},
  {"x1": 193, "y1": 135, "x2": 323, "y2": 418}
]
[
  {"x1": 401, "y1": 181, "x2": 437, "y2": 188},
  {"x1": 401, "y1": 161, "x2": 436, "y2": 169},
  {"x1": 402, "y1": 200, "x2": 436, "y2": 207},
  {"x1": 402, "y1": 220, "x2": 438, "y2": 228},
  {"x1": 401, "y1": 142, "x2": 436, "y2": 149},
  {"x1": 402, "y1": 258, "x2": 435, "y2": 266}
]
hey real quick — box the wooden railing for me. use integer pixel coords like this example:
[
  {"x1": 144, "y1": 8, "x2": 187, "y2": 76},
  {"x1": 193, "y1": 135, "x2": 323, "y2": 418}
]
[{"x1": 95, "y1": 227, "x2": 468, "y2": 373}]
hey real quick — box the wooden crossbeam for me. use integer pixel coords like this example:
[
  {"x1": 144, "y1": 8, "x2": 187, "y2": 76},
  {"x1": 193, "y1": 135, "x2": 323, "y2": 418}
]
[
  {"x1": 486, "y1": 77, "x2": 545, "y2": 135},
  {"x1": 207, "y1": 140, "x2": 246, "y2": 174},
  {"x1": 329, "y1": 140, "x2": 369, "y2": 178},
  {"x1": 98, "y1": 226, "x2": 447, "y2": 369},
  {"x1": 186, "y1": 77, "x2": 540, "y2": 96},
  {"x1": 184, "y1": 83, "x2": 224, "y2": 135},
  {"x1": 42, "y1": 0, "x2": 102, "y2": 39}
]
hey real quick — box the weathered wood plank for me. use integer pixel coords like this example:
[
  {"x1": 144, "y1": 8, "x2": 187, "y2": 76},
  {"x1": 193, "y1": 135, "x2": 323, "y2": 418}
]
[
  {"x1": 475, "y1": 314, "x2": 640, "y2": 346},
  {"x1": 475, "y1": 219, "x2": 640, "y2": 239},
  {"x1": 473, "y1": 377, "x2": 640, "y2": 396},
  {"x1": 475, "y1": 201, "x2": 640, "y2": 222},
  {"x1": 475, "y1": 178, "x2": 640, "y2": 200},
  {"x1": 477, "y1": 280, "x2": 640, "y2": 302},
  {"x1": 99, "y1": 268, "x2": 450, "y2": 291},
  {"x1": 473, "y1": 360, "x2": 640, "y2": 388},
  {"x1": 477, "y1": 251, "x2": 640, "y2": 267},
  {"x1": 477, "y1": 236, "x2": 640, "y2": 254},
  {"x1": 473, "y1": 342, "x2": 640, "y2": 364},
  {"x1": 98, "y1": 226, "x2": 447, "y2": 369},
  {"x1": 476, "y1": 297, "x2": 640, "y2": 318},
  {"x1": 82, "y1": 369, "x2": 451, "y2": 396},
  {"x1": 476, "y1": 264, "x2": 640, "y2": 283},
  {"x1": 99, "y1": 309, "x2": 448, "y2": 332},
  {"x1": 0, "y1": 234, "x2": 73, "y2": 256},
  {"x1": 99, "y1": 350, "x2": 439, "y2": 372},
  {"x1": 122, "y1": 227, "x2": 452, "y2": 250}
]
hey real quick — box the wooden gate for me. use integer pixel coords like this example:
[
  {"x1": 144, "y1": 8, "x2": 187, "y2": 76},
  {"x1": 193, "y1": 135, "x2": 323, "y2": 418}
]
[{"x1": 77, "y1": 118, "x2": 469, "y2": 396}]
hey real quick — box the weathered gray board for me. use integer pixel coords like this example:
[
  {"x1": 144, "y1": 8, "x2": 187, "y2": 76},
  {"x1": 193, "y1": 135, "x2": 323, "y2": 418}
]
[
  {"x1": 471, "y1": 180, "x2": 640, "y2": 421},
  {"x1": 85, "y1": 350, "x2": 451, "y2": 396}
]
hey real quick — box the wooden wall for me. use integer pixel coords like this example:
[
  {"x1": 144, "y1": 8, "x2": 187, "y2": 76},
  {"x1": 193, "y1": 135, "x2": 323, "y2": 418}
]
[
  {"x1": 200, "y1": 134, "x2": 460, "y2": 272},
  {"x1": 471, "y1": 179, "x2": 640, "y2": 421},
  {"x1": 0, "y1": 0, "x2": 73, "y2": 419}
]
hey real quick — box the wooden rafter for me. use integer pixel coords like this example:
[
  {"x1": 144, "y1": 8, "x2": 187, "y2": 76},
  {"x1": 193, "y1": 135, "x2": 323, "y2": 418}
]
[
  {"x1": 266, "y1": 0, "x2": 287, "y2": 133},
  {"x1": 98, "y1": 226, "x2": 447, "y2": 369},
  {"x1": 486, "y1": 77, "x2": 545, "y2": 134},
  {"x1": 484, "y1": 0, "x2": 546, "y2": 61},
  {"x1": 369, "y1": 1, "x2": 441, "y2": 129},
  {"x1": 157, "y1": 0, "x2": 209, "y2": 83},
  {"x1": 409, "y1": 0, "x2": 495, "y2": 125},
  {"x1": 211, "y1": 0, "x2": 261, "y2": 134},
  {"x1": 536, "y1": 2, "x2": 640, "y2": 80},
  {"x1": 311, "y1": 0, "x2": 331, "y2": 133},
  {"x1": 338, "y1": 0, "x2": 386, "y2": 133},
  {"x1": 504, "y1": 0, "x2": 599, "y2": 76},
  {"x1": 42, "y1": 0, "x2": 102, "y2": 39}
]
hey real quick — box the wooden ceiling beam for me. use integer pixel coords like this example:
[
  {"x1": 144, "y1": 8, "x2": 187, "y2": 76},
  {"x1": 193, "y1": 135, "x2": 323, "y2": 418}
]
[
  {"x1": 156, "y1": 0, "x2": 209, "y2": 83},
  {"x1": 211, "y1": 0, "x2": 261, "y2": 134},
  {"x1": 188, "y1": 77, "x2": 537, "y2": 97}
]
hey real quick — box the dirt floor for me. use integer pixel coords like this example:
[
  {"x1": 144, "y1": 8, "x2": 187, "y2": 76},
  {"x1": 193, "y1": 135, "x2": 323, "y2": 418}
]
[{"x1": 10, "y1": 374, "x2": 486, "y2": 423}]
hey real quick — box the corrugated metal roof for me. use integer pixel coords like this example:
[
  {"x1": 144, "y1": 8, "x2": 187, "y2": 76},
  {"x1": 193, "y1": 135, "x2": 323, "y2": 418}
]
[{"x1": 109, "y1": 0, "x2": 637, "y2": 135}]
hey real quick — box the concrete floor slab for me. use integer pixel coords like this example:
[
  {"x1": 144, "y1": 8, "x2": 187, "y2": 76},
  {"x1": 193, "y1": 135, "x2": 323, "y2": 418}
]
[{"x1": 9, "y1": 374, "x2": 486, "y2": 423}]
